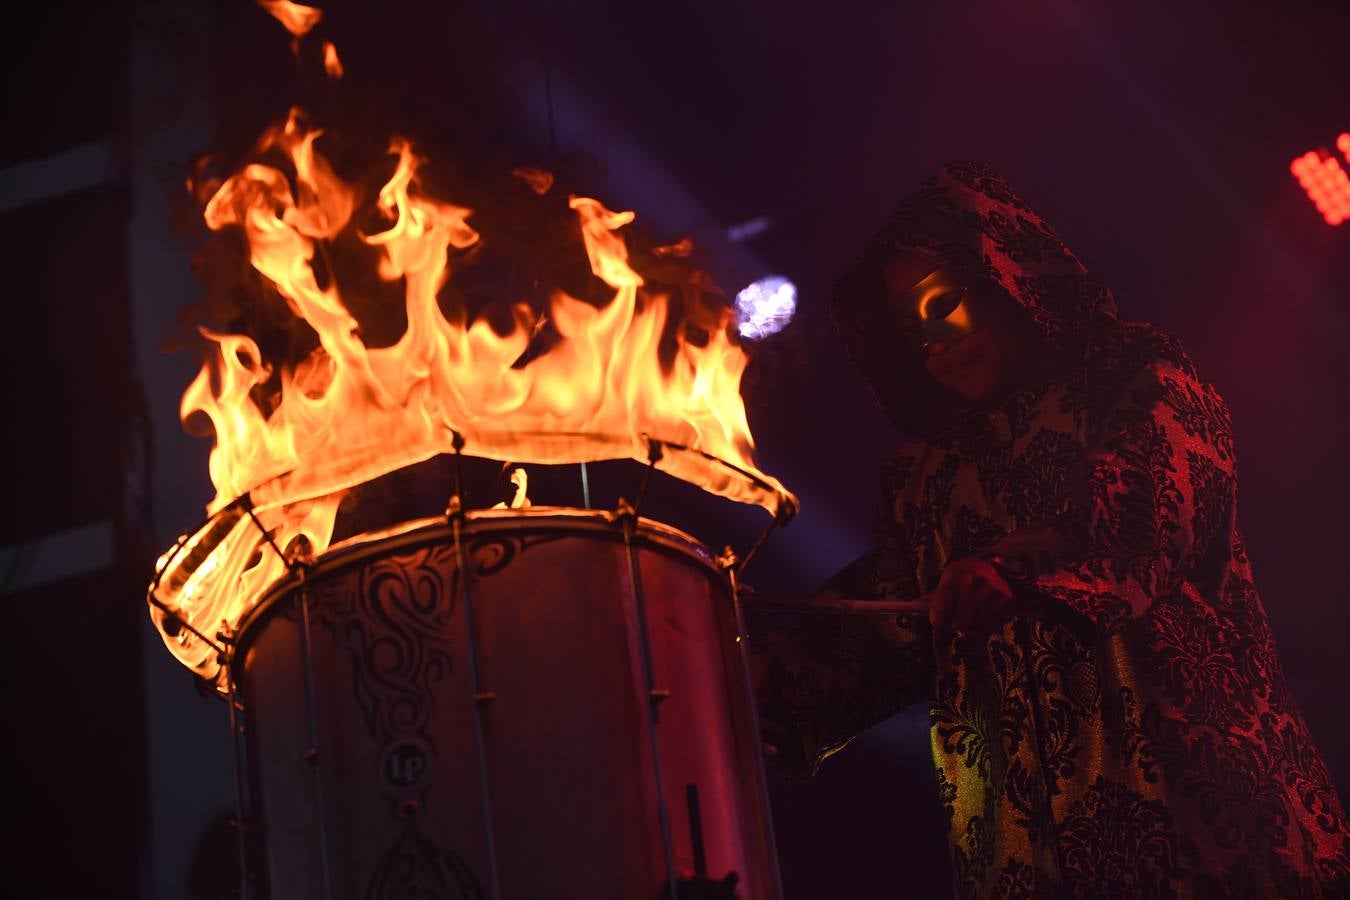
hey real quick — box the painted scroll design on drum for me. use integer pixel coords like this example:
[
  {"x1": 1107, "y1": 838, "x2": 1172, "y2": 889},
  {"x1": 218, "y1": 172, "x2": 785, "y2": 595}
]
[
  {"x1": 313, "y1": 532, "x2": 563, "y2": 898},
  {"x1": 465, "y1": 532, "x2": 564, "y2": 579},
  {"x1": 317, "y1": 542, "x2": 459, "y2": 779},
  {"x1": 366, "y1": 818, "x2": 484, "y2": 900},
  {"x1": 316, "y1": 533, "x2": 565, "y2": 774}
]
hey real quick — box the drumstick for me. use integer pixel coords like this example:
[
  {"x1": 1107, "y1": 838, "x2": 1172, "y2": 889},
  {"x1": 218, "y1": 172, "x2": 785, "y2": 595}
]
[{"x1": 738, "y1": 596, "x2": 931, "y2": 616}]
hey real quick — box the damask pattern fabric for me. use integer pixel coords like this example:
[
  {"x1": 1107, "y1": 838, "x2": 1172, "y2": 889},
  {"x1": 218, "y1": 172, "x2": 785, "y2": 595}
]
[{"x1": 754, "y1": 163, "x2": 1349, "y2": 898}]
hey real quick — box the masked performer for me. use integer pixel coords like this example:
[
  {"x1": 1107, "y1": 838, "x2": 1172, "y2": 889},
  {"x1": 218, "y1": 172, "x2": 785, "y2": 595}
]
[{"x1": 752, "y1": 162, "x2": 1349, "y2": 897}]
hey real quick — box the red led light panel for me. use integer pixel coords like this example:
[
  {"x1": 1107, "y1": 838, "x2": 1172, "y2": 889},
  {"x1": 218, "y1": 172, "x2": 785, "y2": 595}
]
[{"x1": 1291, "y1": 149, "x2": 1350, "y2": 226}]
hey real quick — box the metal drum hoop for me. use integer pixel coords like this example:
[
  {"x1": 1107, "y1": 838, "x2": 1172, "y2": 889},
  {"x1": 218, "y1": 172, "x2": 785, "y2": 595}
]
[{"x1": 231, "y1": 506, "x2": 724, "y2": 667}]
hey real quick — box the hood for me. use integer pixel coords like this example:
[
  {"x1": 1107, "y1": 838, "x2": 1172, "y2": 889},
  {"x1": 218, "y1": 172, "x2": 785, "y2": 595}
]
[{"x1": 830, "y1": 161, "x2": 1120, "y2": 437}]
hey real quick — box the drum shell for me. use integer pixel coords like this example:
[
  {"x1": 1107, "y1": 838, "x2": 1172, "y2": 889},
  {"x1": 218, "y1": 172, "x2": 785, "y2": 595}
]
[{"x1": 235, "y1": 511, "x2": 777, "y2": 899}]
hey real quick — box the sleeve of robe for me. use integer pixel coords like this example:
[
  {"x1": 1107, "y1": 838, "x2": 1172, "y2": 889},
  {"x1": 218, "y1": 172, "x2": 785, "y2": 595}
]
[
  {"x1": 750, "y1": 463, "x2": 935, "y2": 781},
  {"x1": 979, "y1": 353, "x2": 1238, "y2": 636},
  {"x1": 750, "y1": 351, "x2": 1232, "y2": 779}
]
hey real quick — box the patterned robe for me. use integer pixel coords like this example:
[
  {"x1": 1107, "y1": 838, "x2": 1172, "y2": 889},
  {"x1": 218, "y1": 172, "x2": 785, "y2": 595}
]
[{"x1": 755, "y1": 163, "x2": 1349, "y2": 898}]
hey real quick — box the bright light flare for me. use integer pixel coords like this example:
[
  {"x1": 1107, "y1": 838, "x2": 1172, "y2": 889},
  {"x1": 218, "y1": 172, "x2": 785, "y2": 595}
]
[{"x1": 735, "y1": 275, "x2": 797, "y2": 339}]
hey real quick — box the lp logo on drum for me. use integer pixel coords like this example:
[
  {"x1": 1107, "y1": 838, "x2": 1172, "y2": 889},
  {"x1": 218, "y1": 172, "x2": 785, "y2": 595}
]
[{"x1": 383, "y1": 742, "x2": 430, "y2": 789}]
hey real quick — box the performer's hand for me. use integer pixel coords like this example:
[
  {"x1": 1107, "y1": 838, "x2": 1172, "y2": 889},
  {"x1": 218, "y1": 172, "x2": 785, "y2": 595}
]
[{"x1": 928, "y1": 557, "x2": 1016, "y2": 637}]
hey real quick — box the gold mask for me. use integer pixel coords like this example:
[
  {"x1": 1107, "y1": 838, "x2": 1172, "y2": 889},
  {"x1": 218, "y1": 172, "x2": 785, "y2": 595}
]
[{"x1": 890, "y1": 265, "x2": 998, "y2": 351}]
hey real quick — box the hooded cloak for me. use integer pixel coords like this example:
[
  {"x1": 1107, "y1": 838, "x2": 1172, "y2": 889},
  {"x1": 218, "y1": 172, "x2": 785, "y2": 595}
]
[{"x1": 755, "y1": 162, "x2": 1349, "y2": 898}]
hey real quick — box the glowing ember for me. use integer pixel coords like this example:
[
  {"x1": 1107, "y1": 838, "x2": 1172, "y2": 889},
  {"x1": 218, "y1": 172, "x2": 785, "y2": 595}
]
[{"x1": 149, "y1": 108, "x2": 794, "y2": 680}]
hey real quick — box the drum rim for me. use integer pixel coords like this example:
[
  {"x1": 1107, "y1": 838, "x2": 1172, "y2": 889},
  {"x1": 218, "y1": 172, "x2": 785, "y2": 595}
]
[{"x1": 230, "y1": 507, "x2": 727, "y2": 670}]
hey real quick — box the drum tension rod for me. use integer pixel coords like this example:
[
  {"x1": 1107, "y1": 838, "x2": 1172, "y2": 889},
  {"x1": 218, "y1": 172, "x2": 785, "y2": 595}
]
[
  {"x1": 147, "y1": 591, "x2": 227, "y2": 659},
  {"x1": 445, "y1": 464, "x2": 505, "y2": 900},
  {"x1": 445, "y1": 427, "x2": 470, "y2": 510},
  {"x1": 614, "y1": 468, "x2": 679, "y2": 900},
  {"x1": 734, "y1": 494, "x2": 792, "y2": 578},
  {"x1": 238, "y1": 493, "x2": 317, "y2": 585},
  {"x1": 236, "y1": 505, "x2": 332, "y2": 895},
  {"x1": 223, "y1": 638, "x2": 255, "y2": 900},
  {"x1": 445, "y1": 429, "x2": 490, "y2": 721},
  {"x1": 612, "y1": 496, "x2": 674, "y2": 711},
  {"x1": 633, "y1": 436, "x2": 663, "y2": 519},
  {"x1": 719, "y1": 543, "x2": 787, "y2": 899}
]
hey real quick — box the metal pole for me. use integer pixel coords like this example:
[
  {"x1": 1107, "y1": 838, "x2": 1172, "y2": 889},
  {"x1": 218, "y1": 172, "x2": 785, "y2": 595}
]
[
  {"x1": 685, "y1": 784, "x2": 707, "y2": 879},
  {"x1": 295, "y1": 574, "x2": 335, "y2": 900},
  {"x1": 735, "y1": 514, "x2": 779, "y2": 578},
  {"x1": 224, "y1": 649, "x2": 251, "y2": 900},
  {"x1": 632, "y1": 437, "x2": 662, "y2": 517},
  {"x1": 723, "y1": 556, "x2": 785, "y2": 900},
  {"x1": 450, "y1": 503, "x2": 503, "y2": 900},
  {"x1": 619, "y1": 508, "x2": 679, "y2": 900},
  {"x1": 146, "y1": 593, "x2": 226, "y2": 659}
]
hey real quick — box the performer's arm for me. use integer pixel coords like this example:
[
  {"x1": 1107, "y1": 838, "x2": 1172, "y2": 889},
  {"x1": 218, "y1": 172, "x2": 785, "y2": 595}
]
[{"x1": 750, "y1": 512, "x2": 934, "y2": 779}]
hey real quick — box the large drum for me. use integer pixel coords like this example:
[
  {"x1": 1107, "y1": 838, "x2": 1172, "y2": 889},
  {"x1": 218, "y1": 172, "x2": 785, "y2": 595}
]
[{"x1": 233, "y1": 507, "x2": 780, "y2": 899}]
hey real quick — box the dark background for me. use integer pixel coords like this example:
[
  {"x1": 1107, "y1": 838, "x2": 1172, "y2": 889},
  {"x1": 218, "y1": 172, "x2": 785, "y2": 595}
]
[{"x1": 2, "y1": 1, "x2": 1346, "y2": 896}]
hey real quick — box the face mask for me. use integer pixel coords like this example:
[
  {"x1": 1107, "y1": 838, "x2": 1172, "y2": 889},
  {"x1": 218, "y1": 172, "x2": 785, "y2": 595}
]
[{"x1": 889, "y1": 264, "x2": 998, "y2": 351}]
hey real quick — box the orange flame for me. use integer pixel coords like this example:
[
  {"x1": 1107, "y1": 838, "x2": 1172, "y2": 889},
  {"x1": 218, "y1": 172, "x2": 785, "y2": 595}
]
[
  {"x1": 322, "y1": 41, "x2": 343, "y2": 79},
  {"x1": 256, "y1": 0, "x2": 322, "y2": 38},
  {"x1": 512, "y1": 166, "x2": 555, "y2": 196},
  {"x1": 149, "y1": 111, "x2": 793, "y2": 680}
]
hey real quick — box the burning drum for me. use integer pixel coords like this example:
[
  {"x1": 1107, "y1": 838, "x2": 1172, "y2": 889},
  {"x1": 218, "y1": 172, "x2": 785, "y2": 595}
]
[{"x1": 232, "y1": 507, "x2": 780, "y2": 899}]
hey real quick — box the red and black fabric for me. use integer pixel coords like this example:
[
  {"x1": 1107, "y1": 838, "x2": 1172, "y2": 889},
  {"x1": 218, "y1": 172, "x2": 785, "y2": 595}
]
[{"x1": 755, "y1": 162, "x2": 1350, "y2": 898}]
